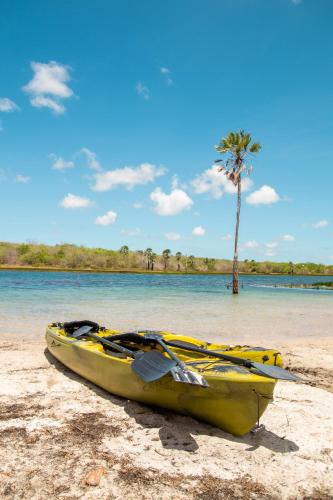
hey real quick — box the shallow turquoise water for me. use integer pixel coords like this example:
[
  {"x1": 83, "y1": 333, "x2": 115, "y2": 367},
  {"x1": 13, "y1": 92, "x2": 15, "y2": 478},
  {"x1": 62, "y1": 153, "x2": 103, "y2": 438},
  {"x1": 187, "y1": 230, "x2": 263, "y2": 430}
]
[{"x1": 0, "y1": 271, "x2": 332, "y2": 342}]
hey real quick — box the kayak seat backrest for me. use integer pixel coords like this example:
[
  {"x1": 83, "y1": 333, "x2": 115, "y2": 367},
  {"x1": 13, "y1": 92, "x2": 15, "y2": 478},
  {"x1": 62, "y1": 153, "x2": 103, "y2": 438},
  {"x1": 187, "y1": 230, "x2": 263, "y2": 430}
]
[
  {"x1": 104, "y1": 333, "x2": 154, "y2": 346},
  {"x1": 166, "y1": 340, "x2": 203, "y2": 350},
  {"x1": 63, "y1": 320, "x2": 100, "y2": 335}
]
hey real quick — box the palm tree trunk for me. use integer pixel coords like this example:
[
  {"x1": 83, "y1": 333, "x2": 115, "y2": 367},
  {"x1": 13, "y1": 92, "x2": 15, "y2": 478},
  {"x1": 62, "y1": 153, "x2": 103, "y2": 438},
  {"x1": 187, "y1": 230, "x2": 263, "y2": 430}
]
[{"x1": 232, "y1": 175, "x2": 241, "y2": 294}]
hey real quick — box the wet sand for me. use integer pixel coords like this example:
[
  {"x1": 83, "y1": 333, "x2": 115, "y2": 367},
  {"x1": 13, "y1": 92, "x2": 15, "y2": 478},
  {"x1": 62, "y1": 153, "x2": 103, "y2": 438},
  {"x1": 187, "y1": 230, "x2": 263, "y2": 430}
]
[{"x1": 0, "y1": 333, "x2": 332, "y2": 499}]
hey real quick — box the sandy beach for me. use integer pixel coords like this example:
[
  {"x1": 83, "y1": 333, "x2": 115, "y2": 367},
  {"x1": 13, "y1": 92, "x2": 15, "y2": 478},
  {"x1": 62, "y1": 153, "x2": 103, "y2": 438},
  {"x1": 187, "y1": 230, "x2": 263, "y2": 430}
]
[{"x1": 1, "y1": 331, "x2": 332, "y2": 500}]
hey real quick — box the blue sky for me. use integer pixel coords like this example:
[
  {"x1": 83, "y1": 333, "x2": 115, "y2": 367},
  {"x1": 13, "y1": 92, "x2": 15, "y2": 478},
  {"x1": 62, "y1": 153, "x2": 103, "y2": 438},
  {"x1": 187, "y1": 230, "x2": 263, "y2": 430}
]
[{"x1": 0, "y1": 0, "x2": 332, "y2": 263}]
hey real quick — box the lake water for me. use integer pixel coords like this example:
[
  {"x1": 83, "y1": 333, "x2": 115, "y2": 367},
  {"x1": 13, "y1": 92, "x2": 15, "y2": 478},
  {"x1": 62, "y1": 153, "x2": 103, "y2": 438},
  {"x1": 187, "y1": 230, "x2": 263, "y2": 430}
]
[{"x1": 1, "y1": 270, "x2": 332, "y2": 343}]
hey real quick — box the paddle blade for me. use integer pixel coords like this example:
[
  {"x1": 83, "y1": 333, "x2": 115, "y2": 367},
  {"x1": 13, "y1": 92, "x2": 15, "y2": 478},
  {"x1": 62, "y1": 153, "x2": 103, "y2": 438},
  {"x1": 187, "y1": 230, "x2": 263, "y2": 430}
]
[
  {"x1": 71, "y1": 325, "x2": 94, "y2": 338},
  {"x1": 251, "y1": 362, "x2": 300, "y2": 381},
  {"x1": 170, "y1": 366, "x2": 209, "y2": 387},
  {"x1": 131, "y1": 351, "x2": 176, "y2": 382}
]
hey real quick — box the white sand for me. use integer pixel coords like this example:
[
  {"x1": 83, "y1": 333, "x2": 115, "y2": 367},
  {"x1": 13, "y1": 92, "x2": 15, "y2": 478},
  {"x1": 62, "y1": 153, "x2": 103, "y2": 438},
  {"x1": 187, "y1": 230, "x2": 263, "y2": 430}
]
[{"x1": 0, "y1": 335, "x2": 332, "y2": 499}]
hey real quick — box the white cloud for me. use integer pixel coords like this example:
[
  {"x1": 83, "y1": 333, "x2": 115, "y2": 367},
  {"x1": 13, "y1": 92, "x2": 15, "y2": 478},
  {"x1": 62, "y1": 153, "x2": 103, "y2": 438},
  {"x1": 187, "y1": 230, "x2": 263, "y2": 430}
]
[
  {"x1": 23, "y1": 61, "x2": 73, "y2": 114},
  {"x1": 93, "y1": 164, "x2": 165, "y2": 191},
  {"x1": 30, "y1": 96, "x2": 65, "y2": 114},
  {"x1": 171, "y1": 175, "x2": 178, "y2": 189},
  {"x1": 0, "y1": 98, "x2": 20, "y2": 112},
  {"x1": 49, "y1": 154, "x2": 74, "y2": 170},
  {"x1": 136, "y1": 82, "x2": 150, "y2": 100},
  {"x1": 15, "y1": 174, "x2": 30, "y2": 183},
  {"x1": 191, "y1": 165, "x2": 253, "y2": 199},
  {"x1": 80, "y1": 148, "x2": 101, "y2": 171},
  {"x1": 95, "y1": 210, "x2": 117, "y2": 226},
  {"x1": 246, "y1": 185, "x2": 280, "y2": 206},
  {"x1": 283, "y1": 234, "x2": 295, "y2": 242},
  {"x1": 222, "y1": 233, "x2": 232, "y2": 241},
  {"x1": 160, "y1": 67, "x2": 173, "y2": 85},
  {"x1": 192, "y1": 226, "x2": 205, "y2": 236},
  {"x1": 165, "y1": 232, "x2": 181, "y2": 241},
  {"x1": 244, "y1": 240, "x2": 259, "y2": 248},
  {"x1": 150, "y1": 187, "x2": 193, "y2": 216},
  {"x1": 60, "y1": 193, "x2": 93, "y2": 209},
  {"x1": 133, "y1": 202, "x2": 143, "y2": 209},
  {"x1": 24, "y1": 61, "x2": 72, "y2": 97},
  {"x1": 265, "y1": 242, "x2": 278, "y2": 249},
  {"x1": 312, "y1": 219, "x2": 329, "y2": 229},
  {"x1": 265, "y1": 250, "x2": 277, "y2": 257}
]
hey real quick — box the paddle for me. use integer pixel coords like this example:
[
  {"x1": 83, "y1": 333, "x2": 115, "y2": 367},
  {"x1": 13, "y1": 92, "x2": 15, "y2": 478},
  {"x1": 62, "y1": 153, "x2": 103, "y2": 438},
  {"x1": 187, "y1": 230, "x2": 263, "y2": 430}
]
[
  {"x1": 164, "y1": 339, "x2": 300, "y2": 381},
  {"x1": 69, "y1": 325, "x2": 177, "y2": 383},
  {"x1": 131, "y1": 351, "x2": 177, "y2": 382},
  {"x1": 102, "y1": 331, "x2": 298, "y2": 381},
  {"x1": 142, "y1": 332, "x2": 209, "y2": 387}
]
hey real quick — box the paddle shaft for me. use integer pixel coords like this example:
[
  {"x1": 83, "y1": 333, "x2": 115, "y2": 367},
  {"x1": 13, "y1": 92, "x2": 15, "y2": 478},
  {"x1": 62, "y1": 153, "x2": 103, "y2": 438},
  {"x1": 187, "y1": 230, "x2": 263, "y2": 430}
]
[
  {"x1": 165, "y1": 340, "x2": 256, "y2": 368},
  {"x1": 157, "y1": 339, "x2": 187, "y2": 370},
  {"x1": 84, "y1": 332, "x2": 136, "y2": 358}
]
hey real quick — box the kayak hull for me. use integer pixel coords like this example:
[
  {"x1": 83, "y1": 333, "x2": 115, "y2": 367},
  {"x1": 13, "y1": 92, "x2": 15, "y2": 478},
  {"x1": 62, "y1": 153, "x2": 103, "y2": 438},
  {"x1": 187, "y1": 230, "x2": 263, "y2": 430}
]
[{"x1": 45, "y1": 325, "x2": 277, "y2": 436}]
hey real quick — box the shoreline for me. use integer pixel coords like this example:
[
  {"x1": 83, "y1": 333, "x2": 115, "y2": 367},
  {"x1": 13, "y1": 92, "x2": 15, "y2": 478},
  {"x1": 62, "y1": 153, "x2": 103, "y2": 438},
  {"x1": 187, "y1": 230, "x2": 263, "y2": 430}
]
[{"x1": 1, "y1": 265, "x2": 333, "y2": 277}]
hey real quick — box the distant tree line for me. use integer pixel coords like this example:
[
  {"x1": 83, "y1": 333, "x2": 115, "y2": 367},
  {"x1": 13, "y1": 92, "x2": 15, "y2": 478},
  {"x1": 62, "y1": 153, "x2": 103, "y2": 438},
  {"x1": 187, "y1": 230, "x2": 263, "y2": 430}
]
[{"x1": 0, "y1": 241, "x2": 332, "y2": 275}]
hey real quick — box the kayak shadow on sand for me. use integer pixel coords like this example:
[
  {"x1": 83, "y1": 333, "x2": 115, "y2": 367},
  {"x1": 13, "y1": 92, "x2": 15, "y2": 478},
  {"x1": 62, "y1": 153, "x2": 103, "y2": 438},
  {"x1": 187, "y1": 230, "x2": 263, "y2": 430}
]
[
  {"x1": 44, "y1": 348, "x2": 299, "y2": 455},
  {"x1": 124, "y1": 404, "x2": 299, "y2": 454}
]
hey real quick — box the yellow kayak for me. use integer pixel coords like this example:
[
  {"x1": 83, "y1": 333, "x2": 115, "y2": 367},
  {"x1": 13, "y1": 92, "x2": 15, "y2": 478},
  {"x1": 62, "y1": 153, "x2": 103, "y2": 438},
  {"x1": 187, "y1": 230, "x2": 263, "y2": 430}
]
[{"x1": 45, "y1": 321, "x2": 286, "y2": 436}]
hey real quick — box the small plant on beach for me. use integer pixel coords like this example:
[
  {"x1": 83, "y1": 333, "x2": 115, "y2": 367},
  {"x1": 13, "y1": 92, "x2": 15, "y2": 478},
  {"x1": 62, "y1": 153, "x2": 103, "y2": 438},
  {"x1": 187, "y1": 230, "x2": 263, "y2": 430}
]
[{"x1": 215, "y1": 130, "x2": 261, "y2": 294}]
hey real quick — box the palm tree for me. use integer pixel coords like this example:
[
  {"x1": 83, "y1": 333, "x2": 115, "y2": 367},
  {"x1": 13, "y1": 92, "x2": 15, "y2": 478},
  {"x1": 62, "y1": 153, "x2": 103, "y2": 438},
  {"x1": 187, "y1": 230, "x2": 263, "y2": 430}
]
[
  {"x1": 119, "y1": 245, "x2": 129, "y2": 256},
  {"x1": 175, "y1": 251, "x2": 182, "y2": 271},
  {"x1": 144, "y1": 248, "x2": 152, "y2": 270},
  {"x1": 215, "y1": 130, "x2": 261, "y2": 294},
  {"x1": 150, "y1": 252, "x2": 157, "y2": 271},
  {"x1": 162, "y1": 249, "x2": 171, "y2": 270}
]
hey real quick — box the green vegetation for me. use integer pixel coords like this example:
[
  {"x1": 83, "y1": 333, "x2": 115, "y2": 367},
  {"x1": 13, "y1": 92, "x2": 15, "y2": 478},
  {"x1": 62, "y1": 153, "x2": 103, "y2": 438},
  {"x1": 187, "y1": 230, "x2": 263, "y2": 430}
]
[
  {"x1": 215, "y1": 130, "x2": 261, "y2": 294},
  {"x1": 273, "y1": 281, "x2": 333, "y2": 290},
  {"x1": 312, "y1": 281, "x2": 333, "y2": 288},
  {"x1": 0, "y1": 241, "x2": 332, "y2": 275}
]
